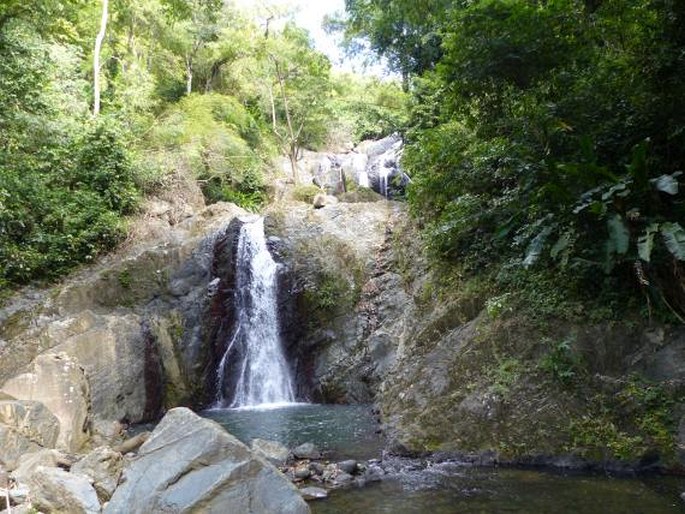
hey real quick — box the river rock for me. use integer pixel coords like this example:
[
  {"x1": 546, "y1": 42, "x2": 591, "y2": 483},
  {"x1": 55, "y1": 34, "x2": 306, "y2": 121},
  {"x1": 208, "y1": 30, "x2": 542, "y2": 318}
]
[
  {"x1": 11, "y1": 449, "x2": 72, "y2": 483},
  {"x1": 71, "y1": 446, "x2": 123, "y2": 501},
  {"x1": 299, "y1": 487, "x2": 328, "y2": 501},
  {"x1": 27, "y1": 466, "x2": 100, "y2": 514},
  {"x1": 336, "y1": 460, "x2": 358, "y2": 475},
  {"x1": 251, "y1": 438, "x2": 290, "y2": 466},
  {"x1": 309, "y1": 462, "x2": 325, "y2": 475},
  {"x1": 105, "y1": 407, "x2": 309, "y2": 514},
  {"x1": 293, "y1": 466, "x2": 311, "y2": 480},
  {"x1": 2, "y1": 353, "x2": 90, "y2": 453},
  {"x1": 292, "y1": 443, "x2": 321, "y2": 460}
]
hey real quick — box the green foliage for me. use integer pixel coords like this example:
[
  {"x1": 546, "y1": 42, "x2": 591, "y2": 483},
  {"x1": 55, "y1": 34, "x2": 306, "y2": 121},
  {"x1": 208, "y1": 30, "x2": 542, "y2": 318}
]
[
  {"x1": 568, "y1": 376, "x2": 677, "y2": 463},
  {"x1": 292, "y1": 185, "x2": 322, "y2": 204},
  {"x1": 539, "y1": 338, "x2": 585, "y2": 386},
  {"x1": 486, "y1": 357, "x2": 524, "y2": 398},
  {"x1": 329, "y1": 74, "x2": 409, "y2": 143},
  {"x1": 148, "y1": 93, "x2": 267, "y2": 209},
  {"x1": 392, "y1": 0, "x2": 685, "y2": 318}
]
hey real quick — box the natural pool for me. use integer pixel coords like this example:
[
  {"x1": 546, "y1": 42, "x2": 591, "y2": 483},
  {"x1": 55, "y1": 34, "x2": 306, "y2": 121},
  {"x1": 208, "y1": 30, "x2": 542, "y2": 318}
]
[
  {"x1": 201, "y1": 404, "x2": 685, "y2": 514},
  {"x1": 202, "y1": 403, "x2": 383, "y2": 461}
]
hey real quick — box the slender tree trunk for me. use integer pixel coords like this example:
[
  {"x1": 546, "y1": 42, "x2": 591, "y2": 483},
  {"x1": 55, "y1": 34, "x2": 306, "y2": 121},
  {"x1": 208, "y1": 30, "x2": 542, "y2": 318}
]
[
  {"x1": 185, "y1": 55, "x2": 193, "y2": 95},
  {"x1": 268, "y1": 85, "x2": 277, "y2": 130},
  {"x1": 273, "y1": 59, "x2": 300, "y2": 184},
  {"x1": 93, "y1": 0, "x2": 109, "y2": 116}
]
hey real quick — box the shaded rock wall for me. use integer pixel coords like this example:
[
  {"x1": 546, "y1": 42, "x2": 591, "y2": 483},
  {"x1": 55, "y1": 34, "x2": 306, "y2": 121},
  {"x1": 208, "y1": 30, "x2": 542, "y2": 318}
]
[{"x1": 265, "y1": 200, "x2": 406, "y2": 403}]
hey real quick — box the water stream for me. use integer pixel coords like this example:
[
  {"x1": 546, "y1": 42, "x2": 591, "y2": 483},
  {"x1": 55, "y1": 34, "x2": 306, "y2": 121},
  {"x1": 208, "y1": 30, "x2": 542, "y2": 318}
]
[{"x1": 213, "y1": 216, "x2": 295, "y2": 408}]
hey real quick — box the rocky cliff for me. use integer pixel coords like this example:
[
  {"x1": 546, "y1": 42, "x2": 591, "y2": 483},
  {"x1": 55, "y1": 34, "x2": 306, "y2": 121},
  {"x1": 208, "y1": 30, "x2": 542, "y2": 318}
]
[{"x1": 1, "y1": 162, "x2": 683, "y2": 476}]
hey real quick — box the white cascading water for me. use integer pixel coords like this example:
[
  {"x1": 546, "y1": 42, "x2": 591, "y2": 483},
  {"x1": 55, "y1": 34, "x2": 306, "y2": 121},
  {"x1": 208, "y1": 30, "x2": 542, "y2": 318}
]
[{"x1": 214, "y1": 217, "x2": 296, "y2": 408}]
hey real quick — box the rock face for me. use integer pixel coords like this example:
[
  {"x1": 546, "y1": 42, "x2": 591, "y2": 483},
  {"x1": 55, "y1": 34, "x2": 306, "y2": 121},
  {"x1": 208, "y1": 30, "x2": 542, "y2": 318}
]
[
  {"x1": 2, "y1": 353, "x2": 90, "y2": 452},
  {"x1": 267, "y1": 200, "x2": 409, "y2": 403},
  {"x1": 0, "y1": 400, "x2": 60, "y2": 469},
  {"x1": 273, "y1": 135, "x2": 408, "y2": 199},
  {"x1": 251, "y1": 439, "x2": 290, "y2": 466},
  {"x1": 106, "y1": 407, "x2": 309, "y2": 514},
  {"x1": 0, "y1": 202, "x2": 247, "y2": 448}
]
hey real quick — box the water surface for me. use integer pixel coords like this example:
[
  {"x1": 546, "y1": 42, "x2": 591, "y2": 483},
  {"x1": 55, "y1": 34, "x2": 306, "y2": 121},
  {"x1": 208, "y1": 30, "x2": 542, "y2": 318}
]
[
  {"x1": 202, "y1": 403, "x2": 685, "y2": 513},
  {"x1": 202, "y1": 403, "x2": 383, "y2": 460},
  {"x1": 313, "y1": 463, "x2": 685, "y2": 514}
]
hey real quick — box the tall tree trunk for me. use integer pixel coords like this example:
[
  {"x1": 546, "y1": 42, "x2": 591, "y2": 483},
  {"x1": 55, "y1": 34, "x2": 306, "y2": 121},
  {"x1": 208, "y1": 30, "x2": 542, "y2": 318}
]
[
  {"x1": 93, "y1": 0, "x2": 109, "y2": 116},
  {"x1": 185, "y1": 55, "x2": 193, "y2": 95},
  {"x1": 273, "y1": 59, "x2": 300, "y2": 184}
]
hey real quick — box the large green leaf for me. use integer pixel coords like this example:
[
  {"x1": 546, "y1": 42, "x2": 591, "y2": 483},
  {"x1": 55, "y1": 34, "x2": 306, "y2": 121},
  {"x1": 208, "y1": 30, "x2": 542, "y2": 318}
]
[
  {"x1": 661, "y1": 222, "x2": 685, "y2": 260},
  {"x1": 607, "y1": 214, "x2": 630, "y2": 255},
  {"x1": 637, "y1": 223, "x2": 659, "y2": 262}
]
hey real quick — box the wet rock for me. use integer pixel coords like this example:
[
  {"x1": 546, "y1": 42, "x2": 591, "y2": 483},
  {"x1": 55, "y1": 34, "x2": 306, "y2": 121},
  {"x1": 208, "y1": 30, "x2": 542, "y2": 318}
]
[
  {"x1": 252, "y1": 438, "x2": 290, "y2": 466},
  {"x1": 300, "y1": 487, "x2": 328, "y2": 501},
  {"x1": 2, "y1": 353, "x2": 90, "y2": 453},
  {"x1": 293, "y1": 466, "x2": 311, "y2": 480},
  {"x1": 332, "y1": 471, "x2": 354, "y2": 486},
  {"x1": 292, "y1": 442, "x2": 321, "y2": 460},
  {"x1": 309, "y1": 462, "x2": 325, "y2": 475},
  {"x1": 27, "y1": 466, "x2": 100, "y2": 514},
  {"x1": 337, "y1": 459, "x2": 358, "y2": 475},
  {"x1": 105, "y1": 407, "x2": 309, "y2": 514},
  {"x1": 71, "y1": 447, "x2": 123, "y2": 501}
]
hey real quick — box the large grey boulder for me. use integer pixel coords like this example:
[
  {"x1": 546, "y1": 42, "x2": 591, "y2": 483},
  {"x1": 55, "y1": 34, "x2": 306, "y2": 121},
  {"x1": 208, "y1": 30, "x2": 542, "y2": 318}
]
[
  {"x1": 27, "y1": 466, "x2": 100, "y2": 514},
  {"x1": 2, "y1": 353, "x2": 90, "y2": 452},
  {"x1": 105, "y1": 408, "x2": 309, "y2": 514}
]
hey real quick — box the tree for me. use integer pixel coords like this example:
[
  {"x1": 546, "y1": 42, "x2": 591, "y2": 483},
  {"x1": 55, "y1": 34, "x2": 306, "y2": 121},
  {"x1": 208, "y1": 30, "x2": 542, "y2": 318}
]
[
  {"x1": 93, "y1": 0, "x2": 109, "y2": 116},
  {"x1": 340, "y1": 0, "x2": 450, "y2": 89},
  {"x1": 260, "y1": 24, "x2": 333, "y2": 184}
]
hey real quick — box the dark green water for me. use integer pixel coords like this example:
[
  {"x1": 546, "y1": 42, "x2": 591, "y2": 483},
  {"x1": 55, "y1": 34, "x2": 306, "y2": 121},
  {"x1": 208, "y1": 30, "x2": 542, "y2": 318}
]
[
  {"x1": 313, "y1": 464, "x2": 685, "y2": 514},
  {"x1": 202, "y1": 404, "x2": 685, "y2": 514},
  {"x1": 202, "y1": 403, "x2": 383, "y2": 460}
]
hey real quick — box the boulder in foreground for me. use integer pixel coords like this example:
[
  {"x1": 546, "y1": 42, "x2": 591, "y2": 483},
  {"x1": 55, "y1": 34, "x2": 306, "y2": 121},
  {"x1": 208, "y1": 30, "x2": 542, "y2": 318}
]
[{"x1": 105, "y1": 407, "x2": 309, "y2": 514}]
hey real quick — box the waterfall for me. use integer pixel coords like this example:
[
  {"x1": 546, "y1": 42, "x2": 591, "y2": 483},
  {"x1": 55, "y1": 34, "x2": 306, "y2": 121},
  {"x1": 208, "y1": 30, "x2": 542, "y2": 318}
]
[
  {"x1": 214, "y1": 217, "x2": 296, "y2": 408},
  {"x1": 358, "y1": 171, "x2": 370, "y2": 189}
]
